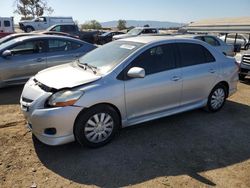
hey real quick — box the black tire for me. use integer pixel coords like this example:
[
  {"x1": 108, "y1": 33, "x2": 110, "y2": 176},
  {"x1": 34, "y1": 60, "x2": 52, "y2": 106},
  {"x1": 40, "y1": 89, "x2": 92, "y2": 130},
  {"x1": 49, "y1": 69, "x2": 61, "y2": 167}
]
[
  {"x1": 206, "y1": 84, "x2": 227, "y2": 112},
  {"x1": 239, "y1": 74, "x2": 246, "y2": 81},
  {"x1": 74, "y1": 105, "x2": 120, "y2": 148},
  {"x1": 25, "y1": 26, "x2": 34, "y2": 33}
]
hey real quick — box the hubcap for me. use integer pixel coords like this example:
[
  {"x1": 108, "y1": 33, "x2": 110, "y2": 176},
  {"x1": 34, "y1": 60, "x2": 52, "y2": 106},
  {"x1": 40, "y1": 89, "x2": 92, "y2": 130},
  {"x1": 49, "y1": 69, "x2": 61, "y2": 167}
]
[
  {"x1": 211, "y1": 88, "x2": 225, "y2": 110},
  {"x1": 84, "y1": 113, "x2": 114, "y2": 143}
]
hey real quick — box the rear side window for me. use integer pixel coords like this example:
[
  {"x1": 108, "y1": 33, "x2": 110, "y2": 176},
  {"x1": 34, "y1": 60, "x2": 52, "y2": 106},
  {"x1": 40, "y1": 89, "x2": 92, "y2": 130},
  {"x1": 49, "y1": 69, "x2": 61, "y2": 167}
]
[
  {"x1": 129, "y1": 44, "x2": 176, "y2": 75},
  {"x1": 4, "y1": 21, "x2": 10, "y2": 27},
  {"x1": 177, "y1": 43, "x2": 215, "y2": 67},
  {"x1": 203, "y1": 36, "x2": 220, "y2": 46}
]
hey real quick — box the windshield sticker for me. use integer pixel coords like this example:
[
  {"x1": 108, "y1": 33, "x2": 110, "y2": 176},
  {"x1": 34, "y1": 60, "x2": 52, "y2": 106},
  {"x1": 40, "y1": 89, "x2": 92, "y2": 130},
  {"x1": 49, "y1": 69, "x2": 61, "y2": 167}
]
[{"x1": 120, "y1": 44, "x2": 136, "y2": 50}]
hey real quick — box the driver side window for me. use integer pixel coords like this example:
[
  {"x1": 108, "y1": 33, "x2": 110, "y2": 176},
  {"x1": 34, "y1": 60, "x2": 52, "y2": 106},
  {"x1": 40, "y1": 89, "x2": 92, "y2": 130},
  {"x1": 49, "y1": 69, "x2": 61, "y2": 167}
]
[
  {"x1": 9, "y1": 40, "x2": 46, "y2": 55},
  {"x1": 129, "y1": 44, "x2": 176, "y2": 75}
]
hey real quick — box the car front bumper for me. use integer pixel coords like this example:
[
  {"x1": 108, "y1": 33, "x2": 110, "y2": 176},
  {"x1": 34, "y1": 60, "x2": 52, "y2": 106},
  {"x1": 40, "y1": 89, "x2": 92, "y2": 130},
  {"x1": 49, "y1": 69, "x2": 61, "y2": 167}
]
[
  {"x1": 22, "y1": 105, "x2": 83, "y2": 146},
  {"x1": 20, "y1": 79, "x2": 83, "y2": 146},
  {"x1": 240, "y1": 63, "x2": 250, "y2": 76}
]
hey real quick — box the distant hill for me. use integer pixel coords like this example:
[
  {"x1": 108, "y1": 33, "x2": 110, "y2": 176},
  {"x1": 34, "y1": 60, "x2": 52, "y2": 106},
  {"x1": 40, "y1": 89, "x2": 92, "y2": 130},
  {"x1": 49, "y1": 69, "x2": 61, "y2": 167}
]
[{"x1": 101, "y1": 20, "x2": 185, "y2": 28}]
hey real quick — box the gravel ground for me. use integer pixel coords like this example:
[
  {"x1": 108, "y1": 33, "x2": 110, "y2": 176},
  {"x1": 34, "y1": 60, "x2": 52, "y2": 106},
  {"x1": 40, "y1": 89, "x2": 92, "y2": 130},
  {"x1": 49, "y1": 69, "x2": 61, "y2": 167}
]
[{"x1": 0, "y1": 80, "x2": 250, "y2": 188}]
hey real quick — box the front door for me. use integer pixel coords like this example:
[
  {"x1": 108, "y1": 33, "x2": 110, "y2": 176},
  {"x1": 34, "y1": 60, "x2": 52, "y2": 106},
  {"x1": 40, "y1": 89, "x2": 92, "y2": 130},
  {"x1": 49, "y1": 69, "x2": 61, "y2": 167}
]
[{"x1": 124, "y1": 44, "x2": 182, "y2": 123}]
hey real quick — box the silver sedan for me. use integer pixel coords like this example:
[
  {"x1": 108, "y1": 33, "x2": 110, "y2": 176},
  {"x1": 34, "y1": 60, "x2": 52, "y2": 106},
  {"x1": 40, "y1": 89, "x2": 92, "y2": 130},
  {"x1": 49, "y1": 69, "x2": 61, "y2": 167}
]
[
  {"x1": 0, "y1": 35, "x2": 96, "y2": 88},
  {"x1": 20, "y1": 36, "x2": 238, "y2": 147}
]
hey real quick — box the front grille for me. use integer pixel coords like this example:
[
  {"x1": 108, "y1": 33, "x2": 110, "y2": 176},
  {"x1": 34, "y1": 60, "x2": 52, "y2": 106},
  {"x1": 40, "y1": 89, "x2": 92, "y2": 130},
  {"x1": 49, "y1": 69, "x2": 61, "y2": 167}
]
[{"x1": 242, "y1": 55, "x2": 250, "y2": 65}]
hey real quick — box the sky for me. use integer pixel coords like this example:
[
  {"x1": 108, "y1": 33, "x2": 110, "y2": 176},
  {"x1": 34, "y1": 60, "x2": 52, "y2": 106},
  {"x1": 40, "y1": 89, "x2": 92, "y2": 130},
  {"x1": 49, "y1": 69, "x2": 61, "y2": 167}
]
[{"x1": 0, "y1": 0, "x2": 250, "y2": 24}]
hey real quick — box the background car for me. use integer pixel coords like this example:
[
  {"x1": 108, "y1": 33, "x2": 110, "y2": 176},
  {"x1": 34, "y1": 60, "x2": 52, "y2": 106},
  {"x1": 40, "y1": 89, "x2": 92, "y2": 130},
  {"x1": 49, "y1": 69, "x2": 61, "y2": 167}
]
[
  {"x1": 96, "y1": 31, "x2": 125, "y2": 45},
  {"x1": 113, "y1": 27, "x2": 159, "y2": 40},
  {"x1": 47, "y1": 23, "x2": 99, "y2": 44},
  {"x1": 220, "y1": 34, "x2": 250, "y2": 50},
  {"x1": 177, "y1": 34, "x2": 235, "y2": 56},
  {"x1": 0, "y1": 35, "x2": 96, "y2": 88},
  {"x1": 20, "y1": 36, "x2": 238, "y2": 147}
]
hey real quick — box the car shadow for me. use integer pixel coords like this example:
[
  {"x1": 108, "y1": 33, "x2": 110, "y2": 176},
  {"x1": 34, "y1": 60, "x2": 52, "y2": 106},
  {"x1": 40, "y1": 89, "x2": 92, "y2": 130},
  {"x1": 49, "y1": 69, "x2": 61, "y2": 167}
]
[
  {"x1": 33, "y1": 100, "x2": 250, "y2": 187},
  {"x1": 240, "y1": 77, "x2": 250, "y2": 85},
  {"x1": 0, "y1": 85, "x2": 24, "y2": 105}
]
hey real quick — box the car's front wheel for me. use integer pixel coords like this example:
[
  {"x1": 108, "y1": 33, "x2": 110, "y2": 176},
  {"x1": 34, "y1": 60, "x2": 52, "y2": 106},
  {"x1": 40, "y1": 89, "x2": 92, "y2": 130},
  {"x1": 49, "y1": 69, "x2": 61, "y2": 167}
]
[
  {"x1": 74, "y1": 105, "x2": 120, "y2": 147},
  {"x1": 206, "y1": 84, "x2": 227, "y2": 112}
]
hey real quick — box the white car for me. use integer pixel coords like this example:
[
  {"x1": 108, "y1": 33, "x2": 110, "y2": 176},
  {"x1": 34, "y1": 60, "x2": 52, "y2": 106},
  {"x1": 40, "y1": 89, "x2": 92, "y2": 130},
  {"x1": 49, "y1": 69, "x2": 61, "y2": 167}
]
[
  {"x1": 220, "y1": 34, "x2": 250, "y2": 50},
  {"x1": 177, "y1": 35, "x2": 235, "y2": 57},
  {"x1": 113, "y1": 27, "x2": 159, "y2": 40}
]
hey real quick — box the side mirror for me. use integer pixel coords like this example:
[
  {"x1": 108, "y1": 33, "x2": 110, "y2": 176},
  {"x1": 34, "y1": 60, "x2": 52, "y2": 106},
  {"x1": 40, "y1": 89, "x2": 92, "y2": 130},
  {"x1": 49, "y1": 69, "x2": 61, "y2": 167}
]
[
  {"x1": 127, "y1": 67, "x2": 145, "y2": 78},
  {"x1": 2, "y1": 50, "x2": 12, "y2": 58}
]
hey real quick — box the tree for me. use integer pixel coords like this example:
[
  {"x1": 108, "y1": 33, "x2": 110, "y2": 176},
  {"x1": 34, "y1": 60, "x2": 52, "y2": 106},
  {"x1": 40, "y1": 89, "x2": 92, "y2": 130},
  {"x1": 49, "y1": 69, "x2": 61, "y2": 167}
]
[
  {"x1": 14, "y1": 0, "x2": 54, "y2": 18},
  {"x1": 81, "y1": 20, "x2": 102, "y2": 30},
  {"x1": 144, "y1": 24, "x2": 150, "y2": 27},
  {"x1": 117, "y1": 20, "x2": 127, "y2": 30}
]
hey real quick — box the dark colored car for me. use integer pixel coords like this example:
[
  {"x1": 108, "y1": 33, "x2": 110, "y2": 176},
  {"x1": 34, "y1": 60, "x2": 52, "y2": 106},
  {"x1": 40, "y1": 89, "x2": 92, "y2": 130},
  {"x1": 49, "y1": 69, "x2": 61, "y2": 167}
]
[
  {"x1": 47, "y1": 24, "x2": 99, "y2": 44},
  {"x1": 97, "y1": 31, "x2": 125, "y2": 45}
]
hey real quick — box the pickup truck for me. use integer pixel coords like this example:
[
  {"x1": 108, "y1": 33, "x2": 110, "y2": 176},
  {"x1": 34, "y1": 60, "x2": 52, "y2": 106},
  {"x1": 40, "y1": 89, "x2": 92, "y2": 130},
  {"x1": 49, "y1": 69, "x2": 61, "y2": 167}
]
[
  {"x1": 19, "y1": 16, "x2": 74, "y2": 32},
  {"x1": 113, "y1": 27, "x2": 159, "y2": 40},
  {"x1": 46, "y1": 23, "x2": 99, "y2": 44}
]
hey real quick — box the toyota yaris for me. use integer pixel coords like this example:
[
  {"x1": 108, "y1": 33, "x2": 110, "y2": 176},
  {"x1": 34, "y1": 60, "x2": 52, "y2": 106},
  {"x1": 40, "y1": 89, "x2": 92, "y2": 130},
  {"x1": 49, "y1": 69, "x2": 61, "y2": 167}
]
[{"x1": 20, "y1": 36, "x2": 238, "y2": 147}]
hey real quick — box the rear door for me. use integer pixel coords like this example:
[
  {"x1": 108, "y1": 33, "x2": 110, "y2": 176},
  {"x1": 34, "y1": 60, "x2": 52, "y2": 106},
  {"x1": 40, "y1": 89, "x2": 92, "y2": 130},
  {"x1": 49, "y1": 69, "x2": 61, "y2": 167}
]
[
  {"x1": 124, "y1": 43, "x2": 182, "y2": 122},
  {"x1": 46, "y1": 38, "x2": 83, "y2": 67},
  {"x1": 0, "y1": 39, "x2": 47, "y2": 84},
  {"x1": 177, "y1": 42, "x2": 218, "y2": 106}
]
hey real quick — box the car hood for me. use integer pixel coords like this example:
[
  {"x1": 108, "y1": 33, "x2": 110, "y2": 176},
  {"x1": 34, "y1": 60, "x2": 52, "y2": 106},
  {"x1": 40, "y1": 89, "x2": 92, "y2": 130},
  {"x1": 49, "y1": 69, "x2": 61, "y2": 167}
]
[{"x1": 34, "y1": 63, "x2": 101, "y2": 90}]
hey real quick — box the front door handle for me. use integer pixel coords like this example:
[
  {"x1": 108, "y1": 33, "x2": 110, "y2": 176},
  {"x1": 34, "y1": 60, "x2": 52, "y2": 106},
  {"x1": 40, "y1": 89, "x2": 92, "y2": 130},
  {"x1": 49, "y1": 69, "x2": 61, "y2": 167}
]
[
  {"x1": 171, "y1": 76, "x2": 181, "y2": 81},
  {"x1": 36, "y1": 58, "x2": 45, "y2": 62}
]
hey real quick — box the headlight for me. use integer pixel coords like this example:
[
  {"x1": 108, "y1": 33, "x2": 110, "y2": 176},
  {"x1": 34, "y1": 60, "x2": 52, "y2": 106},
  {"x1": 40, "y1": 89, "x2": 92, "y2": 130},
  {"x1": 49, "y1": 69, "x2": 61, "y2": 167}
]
[
  {"x1": 235, "y1": 54, "x2": 242, "y2": 64},
  {"x1": 47, "y1": 90, "x2": 83, "y2": 107}
]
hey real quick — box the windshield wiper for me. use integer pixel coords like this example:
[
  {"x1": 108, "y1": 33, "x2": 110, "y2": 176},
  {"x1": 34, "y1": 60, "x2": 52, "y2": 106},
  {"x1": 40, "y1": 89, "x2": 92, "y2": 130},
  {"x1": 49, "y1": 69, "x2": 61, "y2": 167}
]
[{"x1": 77, "y1": 60, "x2": 98, "y2": 74}]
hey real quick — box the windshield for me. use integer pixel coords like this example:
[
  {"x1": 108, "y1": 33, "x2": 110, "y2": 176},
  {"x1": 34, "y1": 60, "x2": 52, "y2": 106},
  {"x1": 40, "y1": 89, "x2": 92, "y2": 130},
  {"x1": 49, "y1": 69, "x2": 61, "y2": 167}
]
[
  {"x1": 78, "y1": 41, "x2": 144, "y2": 74},
  {"x1": 128, "y1": 28, "x2": 143, "y2": 35},
  {"x1": 0, "y1": 38, "x2": 21, "y2": 51},
  {"x1": 101, "y1": 32, "x2": 110, "y2": 37}
]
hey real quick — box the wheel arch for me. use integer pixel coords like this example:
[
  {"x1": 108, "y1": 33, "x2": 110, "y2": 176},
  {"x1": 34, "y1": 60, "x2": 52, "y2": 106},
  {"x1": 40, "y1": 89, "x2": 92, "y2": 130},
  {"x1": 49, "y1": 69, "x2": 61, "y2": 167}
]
[
  {"x1": 74, "y1": 102, "x2": 122, "y2": 129},
  {"x1": 213, "y1": 81, "x2": 229, "y2": 98}
]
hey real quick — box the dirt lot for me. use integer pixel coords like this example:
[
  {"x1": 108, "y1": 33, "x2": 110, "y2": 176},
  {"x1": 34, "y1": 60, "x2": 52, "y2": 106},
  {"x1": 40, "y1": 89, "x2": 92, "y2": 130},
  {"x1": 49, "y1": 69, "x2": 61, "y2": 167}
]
[{"x1": 0, "y1": 80, "x2": 250, "y2": 188}]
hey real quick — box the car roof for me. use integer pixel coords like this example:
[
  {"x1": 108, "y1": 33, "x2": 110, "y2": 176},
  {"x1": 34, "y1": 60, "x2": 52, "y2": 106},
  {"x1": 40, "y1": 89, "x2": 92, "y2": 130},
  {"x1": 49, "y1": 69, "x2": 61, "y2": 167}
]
[
  {"x1": 12, "y1": 34, "x2": 83, "y2": 43},
  {"x1": 120, "y1": 35, "x2": 202, "y2": 44},
  {"x1": 175, "y1": 34, "x2": 218, "y2": 39}
]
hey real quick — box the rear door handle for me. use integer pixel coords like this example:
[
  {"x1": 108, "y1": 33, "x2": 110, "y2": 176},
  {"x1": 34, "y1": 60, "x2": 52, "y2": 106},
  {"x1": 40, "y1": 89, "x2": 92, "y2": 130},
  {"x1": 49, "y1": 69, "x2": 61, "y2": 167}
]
[
  {"x1": 209, "y1": 68, "x2": 216, "y2": 73},
  {"x1": 36, "y1": 58, "x2": 45, "y2": 62},
  {"x1": 171, "y1": 76, "x2": 181, "y2": 81}
]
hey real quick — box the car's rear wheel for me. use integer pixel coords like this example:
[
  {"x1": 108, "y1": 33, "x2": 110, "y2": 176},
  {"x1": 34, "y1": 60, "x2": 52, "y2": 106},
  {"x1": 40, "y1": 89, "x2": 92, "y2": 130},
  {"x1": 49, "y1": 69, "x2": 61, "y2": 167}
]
[
  {"x1": 206, "y1": 84, "x2": 227, "y2": 112},
  {"x1": 74, "y1": 105, "x2": 120, "y2": 148}
]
